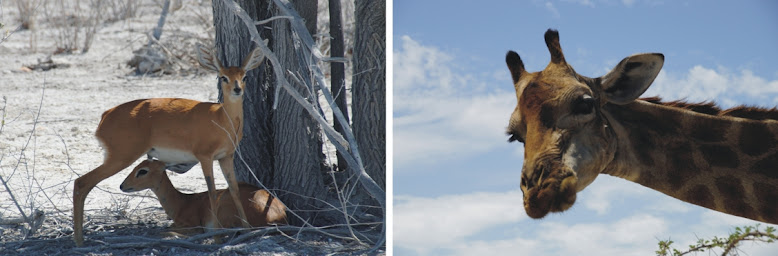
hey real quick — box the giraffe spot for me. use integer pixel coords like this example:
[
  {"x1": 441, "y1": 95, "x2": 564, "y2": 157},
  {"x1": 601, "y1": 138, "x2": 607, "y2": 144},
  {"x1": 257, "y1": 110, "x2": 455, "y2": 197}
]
[
  {"x1": 738, "y1": 122, "x2": 776, "y2": 156},
  {"x1": 640, "y1": 114, "x2": 678, "y2": 137},
  {"x1": 715, "y1": 176, "x2": 755, "y2": 218},
  {"x1": 666, "y1": 142, "x2": 697, "y2": 190},
  {"x1": 751, "y1": 152, "x2": 778, "y2": 179},
  {"x1": 685, "y1": 185, "x2": 714, "y2": 210},
  {"x1": 698, "y1": 144, "x2": 739, "y2": 168},
  {"x1": 521, "y1": 83, "x2": 544, "y2": 109},
  {"x1": 689, "y1": 117, "x2": 730, "y2": 143},
  {"x1": 606, "y1": 105, "x2": 678, "y2": 167},
  {"x1": 539, "y1": 104, "x2": 555, "y2": 128},
  {"x1": 631, "y1": 131, "x2": 656, "y2": 167},
  {"x1": 752, "y1": 182, "x2": 778, "y2": 223}
]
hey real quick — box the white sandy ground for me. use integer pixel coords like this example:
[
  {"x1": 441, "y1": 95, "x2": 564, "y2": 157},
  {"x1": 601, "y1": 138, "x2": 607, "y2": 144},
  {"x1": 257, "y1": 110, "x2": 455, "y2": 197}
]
[
  {"x1": 0, "y1": 0, "x2": 366, "y2": 254},
  {"x1": 0, "y1": 0, "x2": 230, "y2": 225}
]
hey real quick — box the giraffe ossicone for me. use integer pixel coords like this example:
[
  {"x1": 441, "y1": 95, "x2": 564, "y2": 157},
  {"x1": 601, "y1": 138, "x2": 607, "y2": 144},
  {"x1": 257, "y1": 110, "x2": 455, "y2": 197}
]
[{"x1": 506, "y1": 29, "x2": 778, "y2": 224}]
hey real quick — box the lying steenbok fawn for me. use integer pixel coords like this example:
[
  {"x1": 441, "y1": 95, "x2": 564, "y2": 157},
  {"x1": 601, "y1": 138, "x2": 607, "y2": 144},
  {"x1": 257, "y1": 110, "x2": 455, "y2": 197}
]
[
  {"x1": 73, "y1": 45, "x2": 265, "y2": 246},
  {"x1": 120, "y1": 160, "x2": 287, "y2": 235}
]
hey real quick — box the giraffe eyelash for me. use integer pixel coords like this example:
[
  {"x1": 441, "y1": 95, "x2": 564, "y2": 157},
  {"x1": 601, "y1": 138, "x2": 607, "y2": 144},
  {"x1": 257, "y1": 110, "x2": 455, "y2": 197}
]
[{"x1": 507, "y1": 131, "x2": 524, "y2": 143}]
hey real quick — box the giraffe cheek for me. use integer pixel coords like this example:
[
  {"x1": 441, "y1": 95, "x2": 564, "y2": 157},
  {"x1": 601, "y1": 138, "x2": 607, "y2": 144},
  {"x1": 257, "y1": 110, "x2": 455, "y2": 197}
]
[
  {"x1": 557, "y1": 175, "x2": 578, "y2": 211},
  {"x1": 563, "y1": 134, "x2": 612, "y2": 192}
]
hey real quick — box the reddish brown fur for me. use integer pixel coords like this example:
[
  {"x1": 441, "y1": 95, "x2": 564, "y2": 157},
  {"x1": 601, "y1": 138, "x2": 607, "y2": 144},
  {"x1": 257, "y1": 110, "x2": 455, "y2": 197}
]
[
  {"x1": 120, "y1": 160, "x2": 287, "y2": 233},
  {"x1": 72, "y1": 46, "x2": 265, "y2": 246}
]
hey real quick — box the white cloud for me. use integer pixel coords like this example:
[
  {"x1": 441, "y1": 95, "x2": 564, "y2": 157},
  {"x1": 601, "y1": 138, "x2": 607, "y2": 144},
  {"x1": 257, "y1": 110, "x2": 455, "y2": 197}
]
[
  {"x1": 394, "y1": 190, "x2": 525, "y2": 254},
  {"x1": 644, "y1": 66, "x2": 778, "y2": 107},
  {"x1": 535, "y1": 214, "x2": 668, "y2": 255},
  {"x1": 579, "y1": 176, "x2": 647, "y2": 214},
  {"x1": 394, "y1": 182, "x2": 778, "y2": 255},
  {"x1": 393, "y1": 36, "x2": 515, "y2": 168},
  {"x1": 563, "y1": 0, "x2": 595, "y2": 7},
  {"x1": 446, "y1": 236, "x2": 541, "y2": 256},
  {"x1": 578, "y1": 175, "x2": 691, "y2": 215},
  {"x1": 394, "y1": 188, "x2": 681, "y2": 256},
  {"x1": 622, "y1": 0, "x2": 636, "y2": 6},
  {"x1": 545, "y1": 2, "x2": 561, "y2": 18},
  {"x1": 393, "y1": 35, "x2": 457, "y2": 95}
]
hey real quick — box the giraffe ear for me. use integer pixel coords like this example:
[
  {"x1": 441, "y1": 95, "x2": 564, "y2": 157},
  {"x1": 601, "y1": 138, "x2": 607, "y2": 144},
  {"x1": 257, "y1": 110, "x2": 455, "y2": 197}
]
[
  {"x1": 506, "y1": 51, "x2": 526, "y2": 84},
  {"x1": 599, "y1": 53, "x2": 664, "y2": 105}
]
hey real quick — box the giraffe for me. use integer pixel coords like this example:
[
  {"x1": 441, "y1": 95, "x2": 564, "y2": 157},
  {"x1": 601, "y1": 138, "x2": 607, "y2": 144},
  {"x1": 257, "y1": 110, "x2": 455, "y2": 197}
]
[{"x1": 505, "y1": 29, "x2": 778, "y2": 224}]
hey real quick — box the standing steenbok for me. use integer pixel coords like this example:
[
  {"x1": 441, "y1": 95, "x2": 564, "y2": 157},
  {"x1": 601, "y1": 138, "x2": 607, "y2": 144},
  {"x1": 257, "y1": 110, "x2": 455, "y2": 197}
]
[
  {"x1": 120, "y1": 160, "x2": 287, "y2": 235},
  {"x1": 72, "y1": 45, "x2": 265, "y2": 246}
]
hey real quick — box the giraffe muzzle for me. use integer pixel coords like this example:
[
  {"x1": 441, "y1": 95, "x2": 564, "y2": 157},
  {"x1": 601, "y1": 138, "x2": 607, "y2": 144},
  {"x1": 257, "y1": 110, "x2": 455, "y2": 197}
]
[{"x1": 522, "y1": 163, "x2": 577, "y2": 218}]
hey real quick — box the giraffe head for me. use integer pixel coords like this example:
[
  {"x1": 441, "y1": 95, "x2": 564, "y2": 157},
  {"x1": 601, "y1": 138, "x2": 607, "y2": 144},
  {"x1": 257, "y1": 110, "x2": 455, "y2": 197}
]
[{"x1": 506, "y1": 29, "x2": 664, "y2": 218}]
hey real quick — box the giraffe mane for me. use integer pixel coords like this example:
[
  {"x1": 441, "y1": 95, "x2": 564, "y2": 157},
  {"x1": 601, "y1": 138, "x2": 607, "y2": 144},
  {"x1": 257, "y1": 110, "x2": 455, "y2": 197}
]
[{"x1": 640, "y1": 96, "x2": 778, "y2": 121}]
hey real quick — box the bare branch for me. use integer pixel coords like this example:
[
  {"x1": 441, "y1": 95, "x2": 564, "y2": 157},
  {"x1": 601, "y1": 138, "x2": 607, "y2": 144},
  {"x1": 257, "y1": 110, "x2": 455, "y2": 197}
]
[{"x1": 220, "y1": 0, "x2": 385, "y2": 249}]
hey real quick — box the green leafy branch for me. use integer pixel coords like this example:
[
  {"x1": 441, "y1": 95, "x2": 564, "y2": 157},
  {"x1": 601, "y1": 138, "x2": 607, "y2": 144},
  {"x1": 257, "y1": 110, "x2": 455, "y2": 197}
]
[{"x1": 657, "y1": 225, "x2": 777, "y2": 256}]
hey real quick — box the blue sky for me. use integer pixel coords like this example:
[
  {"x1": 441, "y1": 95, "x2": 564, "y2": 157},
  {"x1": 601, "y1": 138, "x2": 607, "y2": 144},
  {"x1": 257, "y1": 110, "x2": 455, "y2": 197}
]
[{"x1": 393, "y1": 0, "x2": 778, "y2": 255}]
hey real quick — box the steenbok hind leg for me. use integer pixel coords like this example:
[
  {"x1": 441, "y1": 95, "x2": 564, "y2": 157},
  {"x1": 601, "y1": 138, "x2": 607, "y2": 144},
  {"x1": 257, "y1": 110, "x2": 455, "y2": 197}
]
[
  {"x1": 72, "y1": 157, "x2": 136, "y2": 246},
  {"x1": 218, "y1": 154, "x2": 250, "y2": 228}
]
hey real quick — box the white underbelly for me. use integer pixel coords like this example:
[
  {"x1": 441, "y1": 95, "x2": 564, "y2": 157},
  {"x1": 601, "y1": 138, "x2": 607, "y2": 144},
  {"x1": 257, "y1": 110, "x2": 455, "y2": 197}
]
[{"x1": 147, "y1": 147, "x2": 198, "y2": 164}]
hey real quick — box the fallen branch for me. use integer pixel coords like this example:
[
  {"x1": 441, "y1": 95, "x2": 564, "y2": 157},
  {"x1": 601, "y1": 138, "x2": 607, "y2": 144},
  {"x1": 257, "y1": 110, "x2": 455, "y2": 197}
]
[{"x1": 72, "y1": 235, "x2": 221, "y2": 252}]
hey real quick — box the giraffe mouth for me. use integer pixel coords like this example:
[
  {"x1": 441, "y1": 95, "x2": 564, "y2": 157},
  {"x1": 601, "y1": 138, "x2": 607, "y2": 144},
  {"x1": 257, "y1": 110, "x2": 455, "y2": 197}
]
[{"x1": 522, "y1": 165, "x2": 578, "y2": 219}]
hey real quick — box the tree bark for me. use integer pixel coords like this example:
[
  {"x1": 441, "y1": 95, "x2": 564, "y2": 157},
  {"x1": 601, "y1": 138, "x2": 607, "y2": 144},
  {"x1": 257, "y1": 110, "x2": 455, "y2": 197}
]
[
  {"x1": 352, "y1": 0, "x2": 386, "y2": 190},
  {"x1": 210, "y1": 0, "x2": 383, "y2": 227},
  {"x1": 213, "y1": 0, "x2": 327, "y2": 225},
  {"x1": 269, "y1": 0, "x2": 328, "y2": 225},
  {"x1": 329, "y1": 0, "x2": 349, "y2": 173}
]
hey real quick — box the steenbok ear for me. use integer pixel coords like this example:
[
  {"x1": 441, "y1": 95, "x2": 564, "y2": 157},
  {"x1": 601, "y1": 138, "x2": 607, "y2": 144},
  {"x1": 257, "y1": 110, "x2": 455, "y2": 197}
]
[
  {"x1": 599, "y1": 53, "x2": 664, "y2": 105},
  {"x1": 242, "y1": 40, "x2": 269, "y2": 71},
  {"x1": 196, "y1": 44, "x2": 222, "y2": 72}
]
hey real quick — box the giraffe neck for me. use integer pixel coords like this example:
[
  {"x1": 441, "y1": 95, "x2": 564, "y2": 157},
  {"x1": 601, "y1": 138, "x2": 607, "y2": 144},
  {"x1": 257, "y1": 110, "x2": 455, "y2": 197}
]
[{"x1": 602, "y1": 99, "x2": 778, "y2": 224}]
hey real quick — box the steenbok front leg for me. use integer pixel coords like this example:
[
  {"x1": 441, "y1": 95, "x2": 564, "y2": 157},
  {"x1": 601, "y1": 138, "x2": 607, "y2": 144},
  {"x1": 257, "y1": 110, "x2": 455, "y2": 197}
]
[
  {"x1": 218, "y1": 154, "x2": 250, "y2": 228},
  {"x1": 197, "y1": 155, "x2": 221, "y2": 232}
]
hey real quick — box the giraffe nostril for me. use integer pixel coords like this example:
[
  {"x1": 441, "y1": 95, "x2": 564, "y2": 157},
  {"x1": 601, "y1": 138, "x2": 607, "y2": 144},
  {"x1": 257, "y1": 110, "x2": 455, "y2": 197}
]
[
  {"x1": 233, "y1": 87, "x2": 242, "y2": 94},
  {"x1": 523, "y1": 165, "x2": 554, "y2": 190},
  {"x1": 523, "y1": 173, "x2": 539, "y2": 189}
]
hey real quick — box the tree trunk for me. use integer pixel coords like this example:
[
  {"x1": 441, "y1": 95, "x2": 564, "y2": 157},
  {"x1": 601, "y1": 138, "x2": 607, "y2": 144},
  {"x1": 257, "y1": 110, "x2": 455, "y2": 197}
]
[
  {"x1": 211, "y1": 0, "x2": 327, "y2": 225},
  {"x1": 352, "y1": 0, "x2": 386, "y2": 190},
  {"x1": 269, "y1": 0, "x2": 328, "y2": 225},
  {"x1": 211, "y1": 0, "x2": 275, "y2": 187},
  {"x1": 329, "y1": 0, "x2": 349, "y2": 173}
]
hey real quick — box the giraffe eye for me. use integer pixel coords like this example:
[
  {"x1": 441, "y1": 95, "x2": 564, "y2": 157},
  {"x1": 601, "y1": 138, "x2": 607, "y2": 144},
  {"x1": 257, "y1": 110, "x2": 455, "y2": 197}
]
[
  {"x1": 219, "y1": 76, "x2": 229, "y2": 84},
  {"x1": 572, "y1": 94, "x2": 594, "y2": 115},
  {"x1": 507, "y1": 131, "x2": 525, "y2": 143}
]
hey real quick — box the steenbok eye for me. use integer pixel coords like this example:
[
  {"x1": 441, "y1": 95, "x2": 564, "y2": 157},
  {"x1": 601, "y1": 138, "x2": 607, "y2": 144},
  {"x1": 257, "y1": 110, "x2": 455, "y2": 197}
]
[{"x1": 136, "y1": 168, "x2": 149, "y2": 177}]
